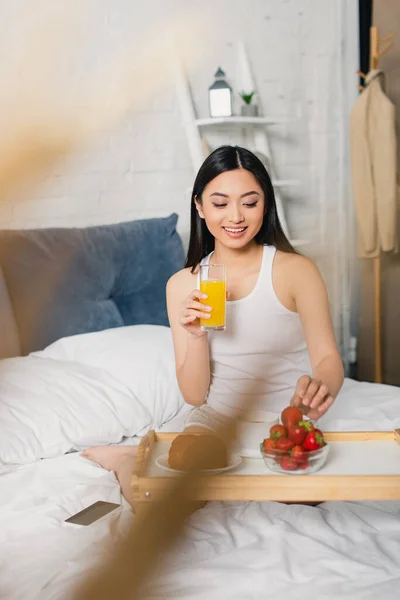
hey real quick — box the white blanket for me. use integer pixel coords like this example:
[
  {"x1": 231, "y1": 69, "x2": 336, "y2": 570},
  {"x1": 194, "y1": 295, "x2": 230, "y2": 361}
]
[
  {"x1": 1, "y1": 376, "x2": 400, "y2": 600},
  {"x1": 152, "y1": 500, "x2": 400, "y2": 600},
  {"x1": 0, "y1": 451, "x2": 136, "y2": 600},
  {"x1": 1, "y1": 451, "x2": 399, "y2": 600}
]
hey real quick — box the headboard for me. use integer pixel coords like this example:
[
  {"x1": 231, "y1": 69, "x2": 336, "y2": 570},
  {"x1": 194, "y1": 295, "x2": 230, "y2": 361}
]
[{"x1": 0, "y1": 214, "x2": 184, "y2": 359}]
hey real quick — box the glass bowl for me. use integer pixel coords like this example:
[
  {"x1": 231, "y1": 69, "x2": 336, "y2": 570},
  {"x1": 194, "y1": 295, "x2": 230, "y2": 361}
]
[{"x1": 260, "y1": 442, "x2": 330, "y2": 475}]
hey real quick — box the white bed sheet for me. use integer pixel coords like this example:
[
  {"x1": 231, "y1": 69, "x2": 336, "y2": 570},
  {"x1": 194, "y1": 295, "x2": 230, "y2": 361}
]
[
  {"x1": 0, "y1": 407, "x2": 192, "y2": 600},
  {"x1": 149, "y1": 500, "x2": 400, "y2": 600},
  {"x1": 0, "y1": 452, "x2": 132, "y2": 600},
  {"x1": 1, "y1": 382, "x2": 399, "y2": 600}
]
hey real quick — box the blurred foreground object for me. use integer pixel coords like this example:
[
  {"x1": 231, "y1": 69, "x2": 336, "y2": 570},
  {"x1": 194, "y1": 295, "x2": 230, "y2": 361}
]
[{"x1": 0, "y1": 2, "x2": 217, "y2": 600}]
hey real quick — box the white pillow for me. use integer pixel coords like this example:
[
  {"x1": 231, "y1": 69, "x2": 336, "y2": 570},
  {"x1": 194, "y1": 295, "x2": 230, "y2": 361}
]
[
  {"x1": 34, "y1": 325, "x2": 183, "y2": 428},
  {"x1": 0, "y1": 356, "x2": 152, "y2": 466}
]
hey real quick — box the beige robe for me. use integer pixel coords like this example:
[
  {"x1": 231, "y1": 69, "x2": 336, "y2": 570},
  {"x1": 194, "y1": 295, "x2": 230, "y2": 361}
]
[{"x1": 350, "y1": 70, "x2": 398, "y2": 258}]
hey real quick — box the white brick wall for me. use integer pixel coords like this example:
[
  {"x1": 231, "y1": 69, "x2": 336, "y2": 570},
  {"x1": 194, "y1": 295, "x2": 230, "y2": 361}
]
[{"x1": 0, "y1": 0, "x2": 359, "y2": 359}]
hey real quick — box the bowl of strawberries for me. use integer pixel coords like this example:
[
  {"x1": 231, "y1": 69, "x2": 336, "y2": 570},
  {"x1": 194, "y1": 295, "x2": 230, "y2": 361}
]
[{"x1": 260, "y1": 406, "x2": 329, "y2": 474}]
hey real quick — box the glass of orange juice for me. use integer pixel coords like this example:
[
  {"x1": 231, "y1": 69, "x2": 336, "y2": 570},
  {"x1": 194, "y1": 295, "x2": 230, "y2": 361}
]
[{"x1": 199, "y1": 264, "x2": 226, "y2": 331}]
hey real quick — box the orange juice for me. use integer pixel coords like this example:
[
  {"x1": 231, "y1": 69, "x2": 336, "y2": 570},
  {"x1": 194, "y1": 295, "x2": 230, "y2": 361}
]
[{"x1": 200, "y1": 279, "x2": 226, "y2": 330}]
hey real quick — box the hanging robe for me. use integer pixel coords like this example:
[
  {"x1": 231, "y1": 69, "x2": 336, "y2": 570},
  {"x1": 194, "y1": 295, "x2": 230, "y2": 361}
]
[{"x1": 350, "y1": 69, "x2": 398, "y2": 258}]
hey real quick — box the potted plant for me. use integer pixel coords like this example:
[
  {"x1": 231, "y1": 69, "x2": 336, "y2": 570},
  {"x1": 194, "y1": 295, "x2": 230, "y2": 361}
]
[{"x1": 239, "y1": 90, "x2": 258, "y2": 116}]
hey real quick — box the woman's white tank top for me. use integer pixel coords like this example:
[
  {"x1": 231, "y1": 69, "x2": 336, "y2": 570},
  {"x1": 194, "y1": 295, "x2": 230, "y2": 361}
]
[{"x1": 201, "y1": 245, "x2": 312, "y2": 417}]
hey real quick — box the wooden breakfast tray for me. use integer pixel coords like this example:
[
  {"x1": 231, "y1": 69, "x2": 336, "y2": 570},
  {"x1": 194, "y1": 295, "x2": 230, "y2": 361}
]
[{"x1": 131, "y1": 430, "x2": 400, "y2": 505}]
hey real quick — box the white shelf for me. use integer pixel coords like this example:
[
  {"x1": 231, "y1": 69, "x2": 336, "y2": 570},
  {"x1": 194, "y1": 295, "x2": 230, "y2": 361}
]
[
  {"x1": 272, "y1": 179, "x2": 301, "y2": 187},
  {"x1": 173, "y1": 39, "x2": 297, "y2": 240},
  {"x1": 289, "y1": 239, "x2": 310, "y2": 248},
  {"x1": 195, "y1": 116, "x2": 288, "y2": 127}
]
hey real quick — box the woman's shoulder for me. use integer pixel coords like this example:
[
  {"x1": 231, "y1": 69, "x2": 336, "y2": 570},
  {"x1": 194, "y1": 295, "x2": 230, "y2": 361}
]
[
  {"x1": 275, "y1": 249, "x2": 315, "y2": 268},
  {"x1": 274, "y1": 250, "x2": 324, "y2": 285},
  {"x1": 167, "y1": 266, "x2": 198, "y2": 296}
]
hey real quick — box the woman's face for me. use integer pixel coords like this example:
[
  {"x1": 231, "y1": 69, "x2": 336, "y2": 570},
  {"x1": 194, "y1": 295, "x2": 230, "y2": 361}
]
[{"x1": 196, "y1": 169, "x2": 265, "y2": 248}]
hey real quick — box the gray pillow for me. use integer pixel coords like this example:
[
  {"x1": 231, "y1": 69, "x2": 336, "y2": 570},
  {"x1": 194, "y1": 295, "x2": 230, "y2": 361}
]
[{"x1": 0, "y1": 214, "x2": 184, "y2": 355}]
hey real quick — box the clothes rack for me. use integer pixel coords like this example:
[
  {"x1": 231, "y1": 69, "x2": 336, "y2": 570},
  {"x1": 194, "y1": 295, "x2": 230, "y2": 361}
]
[{"x1": 364, "y1": 26, "x2": 394, "y2": 383}]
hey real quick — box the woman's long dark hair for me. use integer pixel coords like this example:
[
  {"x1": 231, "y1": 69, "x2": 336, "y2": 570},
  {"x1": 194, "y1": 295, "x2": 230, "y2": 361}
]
[{"x1": 185, "y1": 145, "x2": 297, "y2": 271}]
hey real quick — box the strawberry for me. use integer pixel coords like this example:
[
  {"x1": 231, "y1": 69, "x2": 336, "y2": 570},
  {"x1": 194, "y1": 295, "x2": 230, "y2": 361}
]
[
  {"x1": 262, "y1": 438, "x2": 276, "y2": 454},
  {"x1": 275, "y1": 437, "x2": 294, "y2": 452},
  {"x1": 298, "y1": 420, "x2": 315, "y2": 433},
  {"x1": 281, "y1": 406, "x2": 303, "y2": 428},
  {"x1": 299, "y1": 461, "x2": 311, "y2": 470},
  {"x1": 291, "y1": 444, "x2": 307, "y2": 464},
  {"x1": 270, "y1": 424, "x2": 287, "y2": 440},
  {"x1": 314, "y1": 428, "x2": 325, "y2": 442},
  {"x1": 280, "y1": 455, "x2": 297, "y2": 471},
  {"x1": 303, "y1": 431, "x2": 325, "y2": 451},
  {"x1": 287, "y1": 424, "x2": 307, "y2": 445}
]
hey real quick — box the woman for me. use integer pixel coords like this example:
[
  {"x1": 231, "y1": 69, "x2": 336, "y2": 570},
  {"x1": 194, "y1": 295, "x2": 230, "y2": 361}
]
[
  {"x1": 168, "y1": 145, "x2": 343, "y2": 428},
  {"x1": 84, "y1": 145, "x2": 344, "y2": 504}
]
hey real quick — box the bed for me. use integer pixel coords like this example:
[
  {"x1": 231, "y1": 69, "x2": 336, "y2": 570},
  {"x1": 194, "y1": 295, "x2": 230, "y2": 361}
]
[{"x1": 0, "y1": 217, "x2": 400, "y2": 600}]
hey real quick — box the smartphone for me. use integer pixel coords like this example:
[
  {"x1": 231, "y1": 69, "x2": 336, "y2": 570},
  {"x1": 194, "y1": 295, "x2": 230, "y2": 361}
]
[{"x1": 65, "y1": 501, "x2": 121, "y2": 526}]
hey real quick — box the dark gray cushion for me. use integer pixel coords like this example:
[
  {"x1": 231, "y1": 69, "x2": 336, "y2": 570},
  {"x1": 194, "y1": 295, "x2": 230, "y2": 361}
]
[{"x1": 0, "y1": 214, "x2": 184, "y2": 355}]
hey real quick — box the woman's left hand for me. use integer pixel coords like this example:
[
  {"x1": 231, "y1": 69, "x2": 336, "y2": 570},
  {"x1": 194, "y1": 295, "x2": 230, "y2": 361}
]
[{"x1": 290, "y1": 375, "x2": 335, "y2": 420}]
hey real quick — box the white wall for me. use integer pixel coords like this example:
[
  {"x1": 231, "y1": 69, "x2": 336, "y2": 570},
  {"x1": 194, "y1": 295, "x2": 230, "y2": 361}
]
[{"x1": 0, "y1": 0, "x2": 359, "y2": 362}]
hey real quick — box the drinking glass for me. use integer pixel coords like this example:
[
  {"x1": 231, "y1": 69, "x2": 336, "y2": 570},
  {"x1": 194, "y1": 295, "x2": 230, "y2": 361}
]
[{"x1": 199, "y1": 264, "x2": 226, "y2": 331}]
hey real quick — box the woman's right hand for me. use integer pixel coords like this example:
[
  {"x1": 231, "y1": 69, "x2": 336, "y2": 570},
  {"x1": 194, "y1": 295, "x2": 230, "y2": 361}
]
[{"x1": 179, "y1": 289, "x2": 211, "y2": 337}]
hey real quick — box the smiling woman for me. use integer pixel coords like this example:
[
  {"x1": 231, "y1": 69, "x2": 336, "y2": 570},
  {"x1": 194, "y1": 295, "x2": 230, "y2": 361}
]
[
  {"x1": 160, "y1": 146, "x2": 343, "y2": 427},
  {"x1": 164, "y1": 145, "x2": 344, "y2": 424}
]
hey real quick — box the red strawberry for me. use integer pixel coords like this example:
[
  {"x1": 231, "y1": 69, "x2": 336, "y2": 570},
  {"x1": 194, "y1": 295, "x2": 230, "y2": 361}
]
[
  {"x1": 291, "y1": 444, "x2": 307, "y2": 464},
  {"x1": 314, "y1": 428, "x2": 325, "y2": 443},
  {"x1": 262, "y1": 438, "x2": 276, "y2": 454},
  {"x1": 287, "y1": 424, "x2": 307, "y2": 445},
  {"x1": 275, "y1": 437, "x2": 295, "y2": 452},
  {"x1": 298, "y1": 420, "x2": 315, "y2": 433},
  {"x1": 270, "y1": 424, "x2": 287, "y2": 440},
  {"x1": 303, "y1": 431, "x2": 325, "y2": 451},
  {"x1": 281, "y1": 407, "x2": 303, "y2": 428},
  {"x1": 280, "y1": 455, "x2": 297, "y2": 471},
  {"x1": 300, "y1": 461, "x2": 311, "y2": 470}
]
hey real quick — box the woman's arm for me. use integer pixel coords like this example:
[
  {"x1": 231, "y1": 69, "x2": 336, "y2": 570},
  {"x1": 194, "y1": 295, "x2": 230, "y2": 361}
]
[
  {"x1": 289, "y1": 255, "x2": 344, "y2": 418},
  {"x1": 166, "y1": 270, "x2": 211, "y2": 406}
]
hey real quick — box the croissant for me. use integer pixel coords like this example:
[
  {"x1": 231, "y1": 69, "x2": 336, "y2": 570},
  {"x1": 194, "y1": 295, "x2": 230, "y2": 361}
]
[{"x1": 168, "y1": 434, "x2": 228, "y2": 471}]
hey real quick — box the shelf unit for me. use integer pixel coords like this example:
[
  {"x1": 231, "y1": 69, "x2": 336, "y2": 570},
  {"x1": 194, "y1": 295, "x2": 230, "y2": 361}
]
[
  {"x1": 195, "y1": 116, "x2": 288, "y2": 126},
  {"x1": 172, "y1": 39, "x2": 307, "y2": 247}
]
